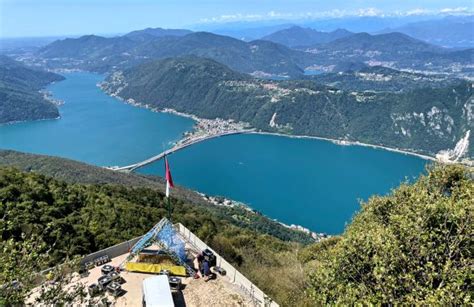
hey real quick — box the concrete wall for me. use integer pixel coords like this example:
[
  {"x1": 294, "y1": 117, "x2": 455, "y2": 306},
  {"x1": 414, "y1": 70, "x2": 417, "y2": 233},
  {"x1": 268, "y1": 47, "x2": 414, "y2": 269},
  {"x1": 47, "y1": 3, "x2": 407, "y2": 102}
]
[
  {"x1": 176, "y1": 223, "x2": 279, "y2": 307},
  {"x1": 79, "y1": 236, "x2": 142, "y2": 266}
]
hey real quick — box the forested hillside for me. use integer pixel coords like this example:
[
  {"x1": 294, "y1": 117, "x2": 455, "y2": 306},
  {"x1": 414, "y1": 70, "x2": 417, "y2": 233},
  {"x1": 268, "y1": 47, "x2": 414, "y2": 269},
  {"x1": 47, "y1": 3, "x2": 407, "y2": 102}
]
[
  {"x1": 0, "y1": 56, "x2": 64, "y2": 124},
  {"x1": 101, "y1": 57, "x2": 474, "y2": 159},
  {"x1": 1, "y1": 154, "x2": 471, "y2": 305}
]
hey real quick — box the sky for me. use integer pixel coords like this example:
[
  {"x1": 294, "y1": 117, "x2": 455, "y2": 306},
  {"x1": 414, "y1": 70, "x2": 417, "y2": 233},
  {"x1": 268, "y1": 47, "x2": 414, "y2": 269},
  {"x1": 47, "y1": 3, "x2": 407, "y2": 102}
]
[{"x1": 1, "y1": 0, "x2": 473, "y2": 38}]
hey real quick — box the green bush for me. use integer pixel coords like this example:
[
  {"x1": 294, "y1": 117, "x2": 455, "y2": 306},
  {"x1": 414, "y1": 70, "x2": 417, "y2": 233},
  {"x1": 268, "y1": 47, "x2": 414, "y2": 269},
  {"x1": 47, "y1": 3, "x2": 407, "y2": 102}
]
[{"x1": 306, "y1": 164, "x2": 473, "y2": 304}]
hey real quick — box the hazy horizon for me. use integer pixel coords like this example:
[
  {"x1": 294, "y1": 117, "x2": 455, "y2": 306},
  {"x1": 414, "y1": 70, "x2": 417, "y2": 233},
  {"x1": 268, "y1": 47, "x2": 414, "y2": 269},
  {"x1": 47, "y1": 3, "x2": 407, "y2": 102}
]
[{"x1": 1, "y1": 0, "x2": 473, "y2": 38}]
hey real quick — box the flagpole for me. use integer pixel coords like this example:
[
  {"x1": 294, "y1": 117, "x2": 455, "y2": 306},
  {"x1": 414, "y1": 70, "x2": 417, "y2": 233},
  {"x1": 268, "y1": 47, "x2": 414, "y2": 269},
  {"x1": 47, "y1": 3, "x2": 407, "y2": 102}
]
[
  {"x1": 164, "y1": 154, "x2": 173, "y2": 222},
  {"x1": 167, "y1": 194, "x2": 172, "y2": 222}
]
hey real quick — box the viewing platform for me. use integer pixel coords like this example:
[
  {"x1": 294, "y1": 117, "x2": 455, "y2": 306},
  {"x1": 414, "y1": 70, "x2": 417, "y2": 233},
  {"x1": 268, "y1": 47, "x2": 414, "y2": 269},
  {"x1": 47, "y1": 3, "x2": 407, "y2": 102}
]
[{"x1": 30, "y1": 219, "x2": 278, "y2": 307}]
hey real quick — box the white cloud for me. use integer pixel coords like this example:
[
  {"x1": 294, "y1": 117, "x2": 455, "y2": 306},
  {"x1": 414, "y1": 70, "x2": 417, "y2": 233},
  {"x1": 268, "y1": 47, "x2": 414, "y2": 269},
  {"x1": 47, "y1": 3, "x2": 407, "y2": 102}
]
[
  {"x1": 404, "y1": 8, "x2": 431, "y2": 16},
  {"x1": 198, "y1": 7, "x2": 474, "y2": 24},
  {"x1": 356, "y1": 7, "x2": 384, "y2": 17},
  {"x1": 439, "y1": 7, "x2": 472, "y2": 15}
]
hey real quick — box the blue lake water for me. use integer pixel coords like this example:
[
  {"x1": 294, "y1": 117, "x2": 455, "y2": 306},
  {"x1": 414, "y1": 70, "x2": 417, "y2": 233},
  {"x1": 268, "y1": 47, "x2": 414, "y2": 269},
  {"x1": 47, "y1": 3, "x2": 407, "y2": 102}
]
[
  {"x1": 0, "y1": 72, "x2": 195, "y2": 166},
  {"x1": 0, "y1": 72, "x2": 427, "y2": 234},
  {"x1": 139, "y1": 134, "x2": 427, "y2": 234}
]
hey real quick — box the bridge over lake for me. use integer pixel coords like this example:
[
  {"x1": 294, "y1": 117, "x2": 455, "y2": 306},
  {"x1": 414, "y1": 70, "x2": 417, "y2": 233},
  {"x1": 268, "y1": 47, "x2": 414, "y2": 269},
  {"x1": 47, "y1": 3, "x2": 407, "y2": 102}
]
[{"x1": 108, "y1": 130, "x2": 253, "y2": 172}]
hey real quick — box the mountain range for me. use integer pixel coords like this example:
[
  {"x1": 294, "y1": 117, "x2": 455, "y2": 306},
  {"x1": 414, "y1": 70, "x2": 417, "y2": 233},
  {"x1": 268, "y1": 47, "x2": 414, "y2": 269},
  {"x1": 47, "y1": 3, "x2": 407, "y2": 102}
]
[
  {"x1": 34, "y1": 28, "x2": 473, "y2": 78},
  {"x1": 37, "y1": 31, "x2": 309, "y2": 77},
  {"x1": 0, "y1": 55, "x2": 64, "y2": 124},
  {"x1": 198, "y1": 15, "x2": 474, "y2": 48},
  {"x1": 101, "y1": 56, "x2": 474, "y2": 158}
]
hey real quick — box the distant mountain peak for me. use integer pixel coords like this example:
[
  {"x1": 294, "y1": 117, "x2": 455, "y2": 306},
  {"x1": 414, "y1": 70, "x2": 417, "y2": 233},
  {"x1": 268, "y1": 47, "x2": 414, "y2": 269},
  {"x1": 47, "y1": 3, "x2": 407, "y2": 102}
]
[
  {"x1": 261, "y1": 26, "x2": 353, "y2": 48},
  {"x1": 124, "y1": 27, "x2": 192, "y2": 41}
]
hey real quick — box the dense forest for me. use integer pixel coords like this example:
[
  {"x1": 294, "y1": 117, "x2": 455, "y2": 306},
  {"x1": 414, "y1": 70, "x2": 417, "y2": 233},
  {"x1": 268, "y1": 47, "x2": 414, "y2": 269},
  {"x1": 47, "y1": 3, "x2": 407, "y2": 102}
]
[
  {"x1": 102, "y1": 56, "x2": 473, "y2": 158},
  {"x1": 0, "y1": 152, "x2": 471, "y2": 305},
  {"x1": 0, "y1": 55, "x2": 64, "y2": 124}
]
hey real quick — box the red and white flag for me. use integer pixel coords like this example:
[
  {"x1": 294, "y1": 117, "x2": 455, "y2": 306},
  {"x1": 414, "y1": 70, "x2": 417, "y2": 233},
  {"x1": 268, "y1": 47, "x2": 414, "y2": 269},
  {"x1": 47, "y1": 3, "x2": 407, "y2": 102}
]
[{"x1": 165, "y1": 156, "x2": 174, "y2": 197}]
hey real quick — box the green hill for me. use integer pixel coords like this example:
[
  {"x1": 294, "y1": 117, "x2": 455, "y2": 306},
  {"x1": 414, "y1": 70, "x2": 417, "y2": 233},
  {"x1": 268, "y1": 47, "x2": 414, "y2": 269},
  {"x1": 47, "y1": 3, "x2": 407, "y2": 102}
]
[
  {"x1": 102, "y1": 56, "x2": 473, "y2": 159},
  {"x1": 305, "y1": 65, "x2": 461, "y2": 92},
  {"x1": 0, "y1": 56, "x2": 64, "y2": 124}
]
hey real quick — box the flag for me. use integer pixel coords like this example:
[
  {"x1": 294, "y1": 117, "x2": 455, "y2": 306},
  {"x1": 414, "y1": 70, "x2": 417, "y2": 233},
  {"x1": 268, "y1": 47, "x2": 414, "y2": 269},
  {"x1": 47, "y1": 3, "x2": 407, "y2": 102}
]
[{"x1": 165, "y1": 156, "x2": 174, "y2": 197}]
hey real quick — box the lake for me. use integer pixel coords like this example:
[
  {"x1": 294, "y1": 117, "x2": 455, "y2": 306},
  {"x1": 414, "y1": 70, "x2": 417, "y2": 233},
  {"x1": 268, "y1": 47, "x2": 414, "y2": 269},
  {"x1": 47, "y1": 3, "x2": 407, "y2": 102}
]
[
  {"x1": 0, "y1": 72, "x2": 195, "y2": 166},
  {"x1": 0, "y1": 72, "x2": 427, "y2": 234}
]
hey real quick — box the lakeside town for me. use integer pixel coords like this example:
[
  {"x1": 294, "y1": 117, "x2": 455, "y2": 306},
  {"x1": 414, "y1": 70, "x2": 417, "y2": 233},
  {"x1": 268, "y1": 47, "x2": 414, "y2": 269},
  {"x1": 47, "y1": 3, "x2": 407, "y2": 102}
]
[{"x1": 161, "y1": 108, "x2": 253, "y2": 147}]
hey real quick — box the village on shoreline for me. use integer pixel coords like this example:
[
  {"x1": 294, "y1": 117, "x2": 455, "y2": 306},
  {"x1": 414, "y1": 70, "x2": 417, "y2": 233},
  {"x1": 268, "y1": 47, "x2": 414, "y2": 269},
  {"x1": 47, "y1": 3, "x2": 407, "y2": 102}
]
[{"x1": 160, "y1": 107, "x2": 473, "y2": 167}]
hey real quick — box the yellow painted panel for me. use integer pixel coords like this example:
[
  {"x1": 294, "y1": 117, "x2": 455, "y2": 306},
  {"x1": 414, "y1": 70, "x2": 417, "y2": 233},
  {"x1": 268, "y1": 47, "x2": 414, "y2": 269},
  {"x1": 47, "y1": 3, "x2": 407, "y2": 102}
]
[{"x1": 125, "y1": 262, "x2": 187, "y2": 276}]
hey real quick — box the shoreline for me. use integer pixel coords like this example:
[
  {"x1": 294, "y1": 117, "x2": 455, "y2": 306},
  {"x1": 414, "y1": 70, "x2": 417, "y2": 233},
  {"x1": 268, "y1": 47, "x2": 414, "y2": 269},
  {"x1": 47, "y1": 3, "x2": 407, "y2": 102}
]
[
  {"x1": 250, "y1": 131, "x2": 437, "y2": 162},
  {"x1": 160, "y1": 108, "x2": 438, "y2": 162},
  {"x1": 98, "y1": 76, "x2": 467, "y2": 164}
]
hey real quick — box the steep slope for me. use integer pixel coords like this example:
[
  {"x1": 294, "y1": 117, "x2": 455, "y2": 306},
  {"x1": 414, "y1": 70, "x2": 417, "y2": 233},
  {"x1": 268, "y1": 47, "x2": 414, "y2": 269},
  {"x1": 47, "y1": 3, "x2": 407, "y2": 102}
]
[
  {"x1": 262, "y1": 26, "x2": 353, "y2": 48},
  {"x1": 101, "y1": 57, "x2": 474, "y2": 159},
  {"x1": 35, "y1": 28, "x2": 473, "y2": 77},
  {"x1": 0, "y1": 56, "x2": 64, "y2": 124}
]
